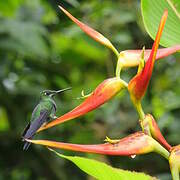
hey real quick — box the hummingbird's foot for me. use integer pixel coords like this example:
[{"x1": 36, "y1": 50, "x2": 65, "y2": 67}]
[
  {"x1": 104, "y1": 136, "x2": 120, "y2": 144},
  {"x1": 76, "y1": 90, "x2": 92, "y2": 99},
  {"x1": 42, "y1": 121, "x2": 48, "y2": 127},
  {"x1": 50, "y1": 115, "x2": 57, "y2": 120}
]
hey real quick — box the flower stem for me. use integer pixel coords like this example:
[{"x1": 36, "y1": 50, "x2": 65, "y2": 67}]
[
  {"x1": 136, "y1": 101, "x2": 145, "y2": 120},
  {"x1": 110, "y1": 45, "x2": 119, "y2": 59},
  {"x1": 135, "y1": 101, "x2": 152, "y2": 135},
  {"x1": 119, "y1": 79, "x2": 128, "y2": 88},
  {"x1": 116, "y1": 57, "x2": 123, "y2": 78},
  {"x1": 154, "y1": 140, "x2": 170, "y2": 160}
]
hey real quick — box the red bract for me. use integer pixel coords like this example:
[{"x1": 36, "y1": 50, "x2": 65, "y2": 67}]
[
  {"x1": 26, "y1": 132, "x2": 168, "y2": 158},
  {"x1": 128, "y1": 10, "x2": 168, "y2": 102},
  {"x1": 119, "y1": 45, "x2": 180, "y2": 68},
  {"x1": 59, "y1": 6, "x2": 119, "y2": 57},
  {"x1": 143, "y1": 114, "x2": 171, "y2": 151},
  {"x1": 38, "y1": 77, "x2": 127, "y2": 132}
]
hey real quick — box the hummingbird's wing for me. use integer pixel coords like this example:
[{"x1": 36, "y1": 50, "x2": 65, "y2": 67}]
[
  {"x1": 23, "y1": 109, "x2": 49, "y2": 139},
  {"x1": 22, "y1": 104, "x2": 40, "y2": 137},
  {"x1": 23, "y1": 109, "x2": 49, "y2": 150},
  {"x1": 21, "y1": 121, "x2": 31, "y2": 137}
]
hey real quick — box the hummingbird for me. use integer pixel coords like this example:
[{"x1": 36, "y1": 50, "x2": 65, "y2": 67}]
[{"x1": 22, "y1": 87, "x2": 71, "y2": 150}]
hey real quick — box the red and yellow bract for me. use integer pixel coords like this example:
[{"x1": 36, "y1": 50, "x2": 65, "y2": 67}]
[
  {"x1": 119, "y1": 45, "x2": 180, "y2": 68},
  {"x1": 143, "y1": 114, "x2": 171, "y2": 151},
  {"x1": 26, "y1": 132, "x2": 161, "y2": 156},
  {"x1": 38, "y1": 77, "x2": 126, "y2": 132},
  {"x1": 128, "y1": 10, "x2": 168, "y2": 102},
  {"x1": 59, "y1": 6, "x2": 118, "y2": 56}
]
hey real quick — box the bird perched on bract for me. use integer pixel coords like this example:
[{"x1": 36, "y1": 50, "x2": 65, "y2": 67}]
[{"x1": 22, "y1": 87, "x2": 71, "y2": 150}]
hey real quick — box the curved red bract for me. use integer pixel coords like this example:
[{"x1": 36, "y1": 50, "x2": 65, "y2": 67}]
[
  {"x1": 128, "y1": 10, "x2": 168, "y2": 102},
  {"x1": 59, "y1": 6, "x2": 114, "y2": 50},
  {"x1": 38, "y1": 77, "x2": 126, "y2": 132},
  {"x1": 144, "y1": 114, "x2": 172, "y2": 151},
  {"x1": 26, "y1": 132, "x2": 154, "y2": 155},
  {"x1": 120, "y1": 45, "x2": 180, "y2": 67}
]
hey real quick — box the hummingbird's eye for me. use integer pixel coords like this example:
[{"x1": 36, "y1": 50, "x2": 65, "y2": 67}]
[{"x1": 44, "y1": 92, "x2": 47, "y2": 95}]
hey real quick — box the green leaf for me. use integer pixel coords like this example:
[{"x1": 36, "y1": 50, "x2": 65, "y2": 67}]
[
  {"x1": 141, "y1": 0, "x2": 180, "y2": 47},
  {"x1": 49, "y1": 148, "x2": 155, "y2": 180}
]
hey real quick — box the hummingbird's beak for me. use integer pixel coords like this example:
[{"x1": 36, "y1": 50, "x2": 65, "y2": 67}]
[{"x1": 51, "y1": 87, "x2": 72, "y2": 97}]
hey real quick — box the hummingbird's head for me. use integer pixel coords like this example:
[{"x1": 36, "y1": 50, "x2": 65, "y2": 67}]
[{"x1": 40, "y1": 87, "x2": 72, "y2": 98}]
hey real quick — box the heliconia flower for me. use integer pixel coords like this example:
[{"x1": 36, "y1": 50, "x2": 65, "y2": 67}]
[
  {"x1": 143, "y1": 114, "x2": 171, "y2": 151},
  {"x1": 58, "y1": 6, "x2": 119, "y2": 57},
  {"x1": 128, "y1": 10, "x2": 168, "y2": 103},
  {"x1": 38, "y1": 77, "x2": 127, "y2": 132},
  {"x1": 25, "y1": 131, "x2": 169, "y2": 159},
  {"x1": 169, "y1": 145, "x2": 180, "y2": 179},
  {"x1": 118, "y1": 45, "x2": 180, "y2": 68}
]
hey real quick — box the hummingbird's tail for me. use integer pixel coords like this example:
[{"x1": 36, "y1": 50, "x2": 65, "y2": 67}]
[{"x1": 23, "y1": 141, "x2": 31, "y2": 151}]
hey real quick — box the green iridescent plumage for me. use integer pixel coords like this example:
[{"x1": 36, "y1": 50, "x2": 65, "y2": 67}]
[{"x1": 22, "y1": 88, "x2": 71, "y2": 150}]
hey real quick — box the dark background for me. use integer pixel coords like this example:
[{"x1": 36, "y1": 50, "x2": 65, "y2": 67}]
[{"x1": 0, "y1": 0, "x2": 180, "y2": 179}]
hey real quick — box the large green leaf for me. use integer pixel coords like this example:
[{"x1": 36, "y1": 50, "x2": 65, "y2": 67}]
[
  {"x1": 49, "y1": 149, "x2": 155, "y2": 180},
  {"x1": 141, "y1": 0, "x2": 180, "y2": 47}
]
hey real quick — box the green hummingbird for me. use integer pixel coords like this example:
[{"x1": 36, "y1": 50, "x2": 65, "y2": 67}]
[{"x1": 22, "y1": 87, "x2": 71, "y2": 150}]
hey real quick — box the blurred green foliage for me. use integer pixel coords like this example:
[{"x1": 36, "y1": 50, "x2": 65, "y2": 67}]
[{"x1": 0, "y1": 0, "x2": 179, "y2": 179}]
